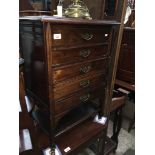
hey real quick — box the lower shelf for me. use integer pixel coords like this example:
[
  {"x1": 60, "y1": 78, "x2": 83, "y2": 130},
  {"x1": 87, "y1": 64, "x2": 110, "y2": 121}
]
[
  {"x1": 32, "y1": 102, "x2": 100, "y2": 137},
  {"x1": 55, "y1": 103, "x2": 99, "y2": 136},
  {"x1": 56, "y1": 118, "x2": 106, "y2": 155}
]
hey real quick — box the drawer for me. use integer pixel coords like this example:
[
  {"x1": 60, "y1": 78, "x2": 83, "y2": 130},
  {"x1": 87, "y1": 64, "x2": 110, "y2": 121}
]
[
  {"x1": 53, "y1": 74, "x2": 106, "y2": 100},
  {"x1": 54, "y1": 86, "x2": 104, "y2": 116},
  {"x1": 51, "y1": 25, "x2": 111, "y2": 47},
  {"x1": 52, "y1": 45, "x2": 109, "y2": 66},
  {"x1": 53, "y1": 58, "x2": 108, "y2": 83}
]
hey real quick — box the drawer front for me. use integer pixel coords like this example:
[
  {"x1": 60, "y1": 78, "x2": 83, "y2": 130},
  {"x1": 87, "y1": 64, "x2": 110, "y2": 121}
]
[
  {"x1": 52, "y1": 45, "x2": 109, "y2": 66},
  {"x1": 53, "y1": 58, "x2": 108, "y2": 83},
  {"x1": 53, "y1": 74, "x2": 106, "y2": 100},
  {"x1": 54, "y1": 87, "x2": 104, "y2": 116},
  {"x1": 51, "y1": 25, "x2": 111, "y2": 47}
]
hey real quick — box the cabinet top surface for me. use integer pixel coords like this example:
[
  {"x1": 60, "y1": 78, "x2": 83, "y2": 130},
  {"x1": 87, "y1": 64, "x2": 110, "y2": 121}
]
[{"x1": 19, "y1": 16, "x2": 120, "y2": 26}]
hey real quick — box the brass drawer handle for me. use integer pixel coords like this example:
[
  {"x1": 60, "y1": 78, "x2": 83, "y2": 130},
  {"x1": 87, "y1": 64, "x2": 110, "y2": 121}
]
[
  {"x1": 80, "y1": 93, "x2": 90, "y2": 102},
  {"x1": 80, "y1": 65, "x2": 91, "y2": 74},
  {"x1": 80, "y1": 80, "x2": 90, "y2": 88},
  {"x1": 79, "y1": 49, "x2": 91, "y2": 58},
  {"x1": 81, "y1": 33, "x2": 93, "y2": 40}
]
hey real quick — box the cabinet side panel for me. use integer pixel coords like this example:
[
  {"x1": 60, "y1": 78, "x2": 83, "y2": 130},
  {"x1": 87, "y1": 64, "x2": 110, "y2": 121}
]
[{"x1": 20, "y1": 20, "x2": 49, "y2": 105}]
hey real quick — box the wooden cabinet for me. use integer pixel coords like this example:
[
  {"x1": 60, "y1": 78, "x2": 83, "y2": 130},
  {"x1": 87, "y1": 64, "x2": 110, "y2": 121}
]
[
  {"x1": 19, "y1": 0, "x2": 127, "y2": 153},
  {"x1": 116, "y1": 28, "x2": 135, "y2": 84},
  {"x1": 19, "y1": 9, "x2": 125, "y2": 153}
]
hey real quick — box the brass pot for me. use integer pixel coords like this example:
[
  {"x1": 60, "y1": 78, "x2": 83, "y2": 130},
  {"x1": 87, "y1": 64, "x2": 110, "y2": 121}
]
[{"x1": 65, "y1": 0, "x2": 92, "y2": 19}]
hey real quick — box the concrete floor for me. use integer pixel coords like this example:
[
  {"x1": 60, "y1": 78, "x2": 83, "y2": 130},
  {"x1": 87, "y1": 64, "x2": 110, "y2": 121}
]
[
  {"x1": 79, "y1": 98, "x2": 135, "y2": 155},
  {"x1": 108, "y1": 119, "x2": 135, "y2": 155}
]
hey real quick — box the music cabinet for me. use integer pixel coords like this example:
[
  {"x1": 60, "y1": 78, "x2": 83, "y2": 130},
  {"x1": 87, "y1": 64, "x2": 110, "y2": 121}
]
[{"x1": 19, "y1": 1, "x2": 126, "y2": 154}]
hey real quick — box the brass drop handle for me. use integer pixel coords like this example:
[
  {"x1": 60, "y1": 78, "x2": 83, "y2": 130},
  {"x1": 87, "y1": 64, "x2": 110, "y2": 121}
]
[
  {"x1": 80, "y1": 65, "x2": 91, "y2": 74},
  {"x1": 80, "y1": 80, "x2": 90, "y2": 88},
  {"x1": 80, "y1": 93, "x2": 90, "y2": 102},
  {"x1": 79, "y1": 49, "x2": 91, "y2": 58},
  {"x1": 81, "y1": 33, "x2": 93, "y2": 40}
]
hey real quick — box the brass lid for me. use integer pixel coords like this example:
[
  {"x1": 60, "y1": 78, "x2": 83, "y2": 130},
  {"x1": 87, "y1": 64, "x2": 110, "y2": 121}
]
[{"x1": 65, "y1": 0, "x2": 92, "y2": 19}]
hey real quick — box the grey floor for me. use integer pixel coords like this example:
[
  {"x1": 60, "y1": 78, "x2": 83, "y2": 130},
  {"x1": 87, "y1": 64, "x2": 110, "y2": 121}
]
[
  {"x1": 79, "y1": 99, "x2": 135, "y2": 155},
  {"x1": 108, "y1": 118, "x2": 135, "y2": 155}
]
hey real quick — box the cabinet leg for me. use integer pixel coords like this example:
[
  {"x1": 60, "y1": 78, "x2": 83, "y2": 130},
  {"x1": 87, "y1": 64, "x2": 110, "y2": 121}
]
[{"x1": 111, "y1": 107, "x2": 122, "y2": 150}]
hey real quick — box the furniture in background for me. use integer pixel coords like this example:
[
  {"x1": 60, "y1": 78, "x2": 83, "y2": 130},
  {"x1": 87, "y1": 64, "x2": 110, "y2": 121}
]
[
  {"x1": 19, "y1": 10, "x2": 51, "y2": 16},
  {"x1": 19, "y1": 0, "x2": 51, "y2": 11},
  {"x1": 116, "y1": 28, "x2": 135, "y2": 85},
  {"x1": 19, "y1": 58, "x2": 53, "y2": 155},
  {"x1": 19, "y1": 0, "x2": 126, "y2": 154},
  {"x1": 19, "y1": 58, "x2": 40, "y2": 155},
  {"x1": 116, "y1": 0, "x2": 135, "y2": 84},
  {"x1": 19, "y1": 0, "x2": 52, "y2": 16},
  {"x1": 115, "y1": 6, "x2": 135, "y2": 133},
  {"x1": 19, "y1": 0, "x2": 34, "y2": 11},
  {"x1": 105, "y1": 3, "x2": 135, "y2": 150}
]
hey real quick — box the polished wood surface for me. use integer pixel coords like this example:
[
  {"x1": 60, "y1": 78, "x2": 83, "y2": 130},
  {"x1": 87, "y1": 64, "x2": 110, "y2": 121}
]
[
  {"x1": 110, "y1": 91, "x2": 126, "y2": 112},
  {"x1": 51, "y1": 25, "x2": 112, "y2": 47},
  {"x1": 53, "y1": 58, "x2": 108, "y2": 82},
  {"x1": 20, "y1": 16, "x2": 120, "y2": 25},
  {"x1": 116, "y1": 28, "x2": 135, "y2": 84},
  {"x1": 53, "y1": 73, "x2": 106, "y2": 100},
  {"x1": 115, "y1": 79, "x2": 135, "y2": 91},
  {"x1": 52, "y1": 45, "x2": 109, "y2": 66},
  {"x1": 54, "y1": 86, "x2": 104, "y2": 117},
  {"x1": 56, "y1": 119, "x2": 106, "y2": 155}
]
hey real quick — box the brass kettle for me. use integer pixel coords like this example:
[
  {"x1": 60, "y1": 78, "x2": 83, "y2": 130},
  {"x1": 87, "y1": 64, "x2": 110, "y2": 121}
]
[{"x1": 65, "y1": 0, "x2": 92, "y2": 19}]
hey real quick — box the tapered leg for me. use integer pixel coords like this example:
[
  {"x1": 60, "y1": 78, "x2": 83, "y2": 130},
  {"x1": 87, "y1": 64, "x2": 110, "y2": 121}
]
[{"x1": 111, "y1": 107, "x2": 123, "y2": 150}]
